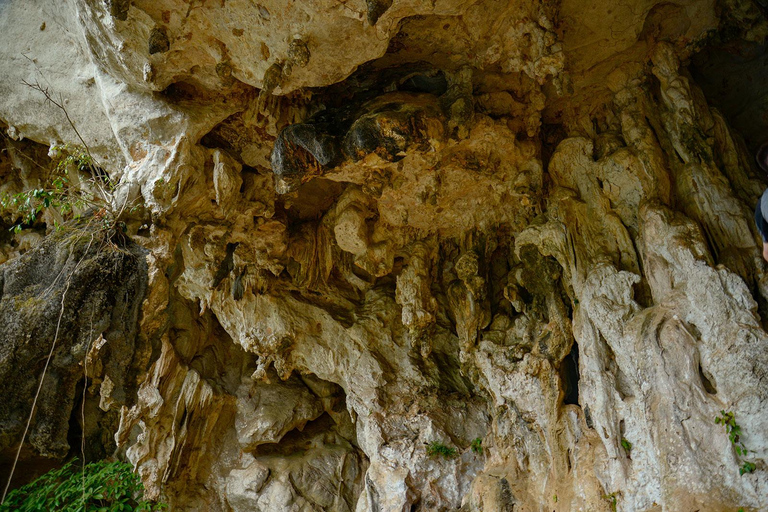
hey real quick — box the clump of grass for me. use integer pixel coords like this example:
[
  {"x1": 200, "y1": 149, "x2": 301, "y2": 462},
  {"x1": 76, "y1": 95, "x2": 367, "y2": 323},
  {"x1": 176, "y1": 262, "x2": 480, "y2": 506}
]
[
  {"x1": 470, "y1": 437, "x2": 483, "y2": 454},
  {"x1": 426, "y1": 441, "x2": 457, "y2": 459}
]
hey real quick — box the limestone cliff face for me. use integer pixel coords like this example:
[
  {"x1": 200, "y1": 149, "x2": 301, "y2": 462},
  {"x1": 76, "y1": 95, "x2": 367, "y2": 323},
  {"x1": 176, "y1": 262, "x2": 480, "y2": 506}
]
[{"x1": 0, "y1": 0, "x2": 767, "y2": 511}]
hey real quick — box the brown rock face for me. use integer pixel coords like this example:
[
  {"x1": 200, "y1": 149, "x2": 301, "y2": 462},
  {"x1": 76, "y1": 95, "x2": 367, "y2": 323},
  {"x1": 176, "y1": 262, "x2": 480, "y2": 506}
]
[{"x1": 0, "y1": 0, "x2": 767, "y2": 511}]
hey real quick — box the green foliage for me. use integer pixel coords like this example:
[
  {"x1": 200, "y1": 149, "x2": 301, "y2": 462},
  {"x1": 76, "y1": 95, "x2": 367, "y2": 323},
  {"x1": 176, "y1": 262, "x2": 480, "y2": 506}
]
[
  {"x1": 740, "y1": 461, "x2": 756, "y2": 476},
  {"x1": 0, "y1": 144, "x2": 116, "y2": 233},
  {"x1": 603, "y1": 492, "x2": 618, "y2": 512},
  {"x1": 620, "y1": 437, "x2": 632, "y2": 454},
  {"x1": 426, "y1": 441, "x2": 457, "y2": 459},
  {"x1": 470, "y1": 437, "x2": 483, "y2": 454},
  {"x1": 715, "y1": 410, "x2": 755, "y2": 476},
  {"x1": 715, "y1": 411, "x2": 747, "y2": 455},
  {"x1": 0, "y1": 459, "x2": 165, "y2": 512},
  {"x1": 50, "y1": 143, "x2": 96, "y2": 176}
]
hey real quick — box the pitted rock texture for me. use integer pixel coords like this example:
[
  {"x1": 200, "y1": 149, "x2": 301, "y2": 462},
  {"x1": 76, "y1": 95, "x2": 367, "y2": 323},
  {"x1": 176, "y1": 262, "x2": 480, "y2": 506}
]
[{"x1": 0, "y1": 0, "x2": 768, "y2": 511}]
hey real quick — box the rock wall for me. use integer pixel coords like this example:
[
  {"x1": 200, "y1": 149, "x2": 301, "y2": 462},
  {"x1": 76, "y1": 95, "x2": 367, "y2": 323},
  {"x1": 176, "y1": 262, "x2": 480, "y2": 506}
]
[
  {"x1": 0, "y1": 0, "x2": 767, "y2": 510},
  {"x1": 0, "y1": 224, "x2": 149, "y2": 488}
]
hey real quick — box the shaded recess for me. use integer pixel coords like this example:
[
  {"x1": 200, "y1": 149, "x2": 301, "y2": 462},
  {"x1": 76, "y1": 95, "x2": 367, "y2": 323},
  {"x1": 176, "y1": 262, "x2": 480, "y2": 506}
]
[
  {"x1": 124, "y1": 285, "x2": 369, "y2": 510},
  {"x1": 560, "y1": 342, "x2": 580, "y2": 406},
  {"x1": 197, "y1": 8, "x2": 545, "y2": 201},
  {"x1": 269, "y1": 63, "x2": 454, "y2": 193},
  {"x1": 227, "y1": 371, "x2": 368, "y2": 512},
  {"x1": 692, "y1": 38, "x2": 768, "y2": 152},
  {"x1": 690, "y1": 1, "x2": 768, "y2": 153}
]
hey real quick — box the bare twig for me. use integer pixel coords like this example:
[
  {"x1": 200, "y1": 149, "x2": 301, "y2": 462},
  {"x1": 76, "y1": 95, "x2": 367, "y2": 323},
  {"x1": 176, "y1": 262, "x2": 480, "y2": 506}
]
[
  {"x1": 12, "y1": 68, "x2": 142, "y2": 233},
  {"x1": 20, "y1": 73, "x2": 112, "y2": 205}
]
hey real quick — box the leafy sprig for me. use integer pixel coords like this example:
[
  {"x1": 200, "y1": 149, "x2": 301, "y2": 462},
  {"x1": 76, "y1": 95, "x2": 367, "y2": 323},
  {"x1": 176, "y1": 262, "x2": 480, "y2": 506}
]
[
  {"x1": 715, "y1": 410, "x2": 756, "y2": 476},
  {"x1": 0, "y1": 143, "x2": 116, "y2": 233},
  {"x1": 0, "y1": 459, "x2": 165, "y2": 511}
]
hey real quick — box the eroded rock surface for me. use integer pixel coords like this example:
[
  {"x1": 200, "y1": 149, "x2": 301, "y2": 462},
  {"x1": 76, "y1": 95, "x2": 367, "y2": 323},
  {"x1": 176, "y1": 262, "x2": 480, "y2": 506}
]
[
  {"x1": 0, "y1": 226, "x2": 148, "y2": 487},
  {"x1": 0, "y1": 0, "x2": 768, "y2": 511}
]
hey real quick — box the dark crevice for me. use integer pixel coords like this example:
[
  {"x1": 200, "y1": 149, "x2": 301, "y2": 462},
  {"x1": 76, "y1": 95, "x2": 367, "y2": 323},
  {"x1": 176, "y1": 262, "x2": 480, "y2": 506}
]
[
  {"x1": 160, "y1": 81, "x2": 202, "y2": 103},
  {"x1": 561, "y1": 341, "x2": 580, "y2": 406},
  {"x1": 540, "y1": 122, "x2": 567, "y2": 172},
  {"x1": 212, "y1": 242, "x2": 238, "y2": 288},
  {"x1": 644, "y1": 115, "x2": 664, "y2": 152},
  {"x1": 252, "y1": 413, "x2": 333, "y2": 457},
  {"x1": 366, "y1": 0, "x2": 393, "y2": 25},
  {"x1": 699, "y1": 363, "x2": 717, "y2": 395},
  {"x1": 65, "y1": 379, "x2": 86, "y2": 461},
  {"x1": 584, "y1": 405, "x2": 594, "y2": 429},
  {"x1": 631, "y1": 272, "x2": 653, "y2": 309},
  {"x1": 232, "y1": 267, "x2": 246, "y2": 300},
  {"x1": 65, "y1": 377, "x2": 113, "y2": 466},
  {"x1": 178, "y1": 407, "x2": 188, "y2": 430}
]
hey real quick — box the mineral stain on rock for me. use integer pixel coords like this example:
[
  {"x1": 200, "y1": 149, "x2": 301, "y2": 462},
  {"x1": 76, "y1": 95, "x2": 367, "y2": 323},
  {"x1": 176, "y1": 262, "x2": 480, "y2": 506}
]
[
  {"x1": 106, "y1": 0, "x2": 131, "y2": 21},
  {"x1": 366, "y1": 0, "x2": 393, "y2": 25},
  {"x1": 341, "y1": 95, "x2": 443, "y2": 162},
  {"x1": 270, "y1": 67, "x2": 450, "y2": 191},
  {"x1": 148, "y1": 27, "x2": 170, "y2": 54},
  {"x1": 271, "y1": 123, "x2": 342, "y2": 193}
]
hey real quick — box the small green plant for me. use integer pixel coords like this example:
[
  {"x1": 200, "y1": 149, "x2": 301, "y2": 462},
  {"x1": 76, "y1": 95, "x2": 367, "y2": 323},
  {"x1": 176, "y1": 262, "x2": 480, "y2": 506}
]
[
  {"x1": 715, "y1": 410, "x2": 756, "y2": 475},
  {"x1": 0, "y1": 459, "x2": 165, "y2": 511},
  {"x1": 740, "y1": 461, "x2": 756, "y2": 476},
  {"x1": 426, "y1": 441, "x2": 457, "y2": 459},
  {"x1": 470, "y1": 437, "x2": 483, "y2": 454},
  {"x1": 0, "y1": 143, "x2": 116, "y2": 233},
  {"x1": 620, "y1": 437, "x2": 632, "y2": 454},
  {"x1": 603, "y1": 492, "x2": 618, "y2": 512},
  {"x1": 1, "y1": 78, "x2": 137, "y2": 237}
]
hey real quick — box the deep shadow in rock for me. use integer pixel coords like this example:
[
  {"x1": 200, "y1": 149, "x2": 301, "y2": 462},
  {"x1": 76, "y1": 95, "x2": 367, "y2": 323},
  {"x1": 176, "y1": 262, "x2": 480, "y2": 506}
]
[
  {"x1": 691, "y1": 40, "x2": 768, "y2": 152},
  {"x1": 560, "y1": 342, "x2": 580, "y2": 406}
]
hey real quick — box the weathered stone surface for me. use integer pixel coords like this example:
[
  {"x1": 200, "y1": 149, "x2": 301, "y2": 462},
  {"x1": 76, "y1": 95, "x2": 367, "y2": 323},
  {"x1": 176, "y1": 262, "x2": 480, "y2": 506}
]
[
  {"x1": 0, "y1": 226, "x2": 148, "y2": 487},
  {"x1": 1, "y1": 0, "x2": 768, "y2": 511}
]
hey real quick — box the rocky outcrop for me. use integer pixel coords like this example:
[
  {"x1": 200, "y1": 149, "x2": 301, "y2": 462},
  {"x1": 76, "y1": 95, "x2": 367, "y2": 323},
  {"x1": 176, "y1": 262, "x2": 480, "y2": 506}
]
[
  {"x1": 0, "y1": 225, "x2": 148, "y2": 488},
  {"x1": 1, "y1": 0, "x2": 768, "y2": 511}
]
